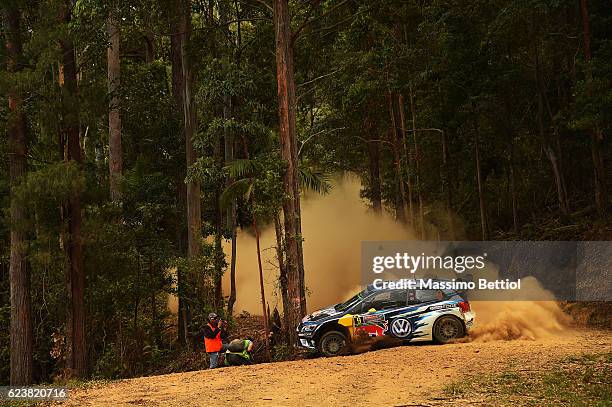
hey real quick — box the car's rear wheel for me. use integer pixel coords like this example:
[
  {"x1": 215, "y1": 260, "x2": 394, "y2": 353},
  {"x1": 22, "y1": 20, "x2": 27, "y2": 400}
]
[
  {"x1": 433, "y1": 316, "x2": 465, "y2": 343},
  {"x1": 318, "y1": 331, "x2": 348, "y2": 357}
]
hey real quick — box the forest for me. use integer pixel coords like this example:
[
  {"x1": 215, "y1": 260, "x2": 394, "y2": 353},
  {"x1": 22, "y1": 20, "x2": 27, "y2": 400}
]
[{"x1": 1, "y1": 0, "x2": 610, "y2": 386}]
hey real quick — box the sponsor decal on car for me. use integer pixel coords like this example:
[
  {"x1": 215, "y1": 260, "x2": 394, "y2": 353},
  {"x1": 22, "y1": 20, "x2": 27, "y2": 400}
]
[
  {"x1": 427, "y1": 303, "x2": 458, "y2": 311},
  {"x1": 354, "y1": 314, "x2": 388, "y2": 337}
]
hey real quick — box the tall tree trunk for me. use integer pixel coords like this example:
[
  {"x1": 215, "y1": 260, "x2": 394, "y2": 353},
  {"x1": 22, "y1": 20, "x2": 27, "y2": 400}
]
[
  {"x1": 211, "y1": 0, "x2": 231, "y2": 310},
  {"x1": 183, "y1": 0, "x2": 200, "y2": 346},
  {"x1": 273, "y1": 0, "x2": 305, "y2": 346},
  {"x1": 554, "y1": 134, "x2": 569, "y2": 209},
  {"x1": 579, "y1": 0, "x2": 591, "y2": 79},
  {"x1": 107, "y1": 4, "x2": 122, "y2": 202},
  {"x1": 534, "y1": 41, "x2": 569, "y2": 216},
  {"x1": 143, "y1": 12, "x2": 155, "y2": 63},
  {"x1": 226, "y1": 208, "x2": 237, "y2": 315},
  {"x1": 591, "y1": 129, "x2": 607, "y2": 212},
  {"x1": 4, "y1": 5, "x2": 33, "y2": 385},
  {"x1": 213, "y1": 108, "x2": 223, "y2": 308},
  {"x1": 386, "y1": 91, "x2": 407, "y2": 223},
  {"x1": 397, "y1": 94, "x2": 415, "y2": 225},
  {"x1": 225, "y1": 96, "x2": 237, "y2": 316},
  {"x1": 296, "y1": 221, "x2": 306, "y2": 317},
  {"x1": 441, "y1": 129, "x2": 455, "y2": 239},
  {"x1": 170, "y1": 0, "x2": 188, "y2": 346},
  {"x1": 252, "y1": 214, "x2": 271, "y2": 360},
  {"x1": 367, "y1": 136, "x2": 382, "y2": 213},
  {"x1": 133, "y1": 256, "x2": 141, "y2": 345},
  {"x1": 408, "y1": 85, "x2": 425, "y2": 238},
  {"x1": 180, "y1": 1, "x2": 201, "y2": 264},
  {"x1": 274, "y1": 212, "x2": 290, "y2": 342},
  {"x1": 580, "y1": 0, "x2": 608, "y2": 213},
  {"x1": 175, "y1": 181, "x2": 188, "y2": 346},
  {"x1": 509, "y1": 148, "x2": 519, "y2": 234},
  {"x1": 226, "y1": 1, "x2": 240, "y2": 317},
  {"x1": 149, "y1": 256, "x2": 159, "y2": 346},
  {"x1": 59, "y1": 1, "x2": 86, "y2": 378},
  {"x1": 545, "y1": 148, "x2": 567, "y2": 212},
  {"x1": 364, "y1": 105, "x2": 381, "y2": 213},
  {"x1": 474, "y1": 121, "x2": 489, "y2": 240}
]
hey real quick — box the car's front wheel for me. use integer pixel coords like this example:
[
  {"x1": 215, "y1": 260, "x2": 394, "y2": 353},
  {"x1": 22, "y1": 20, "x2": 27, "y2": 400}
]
[
  {"x1": 433, "y1": 315, "x2": 465, "y2": 343},
  {"x1": 318, "y1": 331, "x2": 348, "y2": 357}
]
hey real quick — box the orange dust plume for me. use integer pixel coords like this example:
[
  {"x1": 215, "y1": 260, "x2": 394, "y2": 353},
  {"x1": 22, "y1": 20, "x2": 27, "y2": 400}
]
[
  {"x1": 467, "y1": 300, "x2": 572, "y2": 342},
  {"x1": 462, "y1": 272, "x2": 572, "y2": 342},
  {"x1": 222, "y1": 173, "x2": 415, "y2": 314}
]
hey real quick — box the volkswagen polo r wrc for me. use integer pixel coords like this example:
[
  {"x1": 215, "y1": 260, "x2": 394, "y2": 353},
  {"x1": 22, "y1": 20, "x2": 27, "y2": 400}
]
[{"x1": 297, "y1": 282, "x2": 475, "y2": 357}]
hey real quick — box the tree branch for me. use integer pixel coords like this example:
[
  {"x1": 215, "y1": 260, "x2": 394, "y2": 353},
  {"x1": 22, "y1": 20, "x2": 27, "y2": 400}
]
[
  {"x1": 298, "y1": 127, "x2": 346, "y2": 156},
  {"x1": 291, "y1": 0, "x2": 322, "y2": 43},
  {"x1": 291, "y1": 0, "x2": 350, "y2": 45},
  {"x1": 297, "y1": 68, "x2": 342, "y2": 88},
  {"x1": 240, "y1": 0, "x2": 273, "y2": 13}
]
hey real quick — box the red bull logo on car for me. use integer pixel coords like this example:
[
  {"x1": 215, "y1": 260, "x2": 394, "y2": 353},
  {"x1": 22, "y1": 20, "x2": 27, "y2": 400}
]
[{"x1": 353, "y1": 314, "x2": 388, "y2": 337}]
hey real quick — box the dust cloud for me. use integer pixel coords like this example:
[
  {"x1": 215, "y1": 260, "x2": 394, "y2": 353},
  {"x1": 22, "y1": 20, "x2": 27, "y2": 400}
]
[
  {"x1": 445, "y1": 261, "x2": 573, "y2": 341},
  {"x1": 464, "y1": 272, "x2": 572, "y2": 341},
  {"x1": 221, "y1": 173, "x2": 415, "y2": 314},
  {"x1": 179, "y1": 172, "x2": 572, "y2": 344},
  {"x1": 464, "y1": 276, "x2": 572, "y2": 342},
  {"x1": 427, "y1": 257, "x2": 573, "y2": 341},
  {"x1": 468, "y1": 301, "x2": 572, "y2": 341}
]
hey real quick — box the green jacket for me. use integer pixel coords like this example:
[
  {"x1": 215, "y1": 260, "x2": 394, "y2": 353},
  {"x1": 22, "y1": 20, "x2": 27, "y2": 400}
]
[{"x1": 224, "y1": 339, "x2": 252, "y2": 366}]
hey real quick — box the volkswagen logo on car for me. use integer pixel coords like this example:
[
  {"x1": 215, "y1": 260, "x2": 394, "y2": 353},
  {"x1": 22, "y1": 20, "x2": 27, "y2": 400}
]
[{"x1": 390, "y1": 318, "x2": 412, "y2": 338}]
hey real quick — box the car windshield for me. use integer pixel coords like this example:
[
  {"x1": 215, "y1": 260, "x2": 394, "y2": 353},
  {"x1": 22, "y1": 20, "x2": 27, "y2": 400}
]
[{"x1": 334, "y1": 291, "x2": 365, "y2": 311}]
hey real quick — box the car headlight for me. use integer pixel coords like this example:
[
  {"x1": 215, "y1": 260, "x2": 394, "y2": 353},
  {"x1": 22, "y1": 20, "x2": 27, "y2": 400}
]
[{"x1": 300, "y1": 324, "x2": 317, "y2": 333}]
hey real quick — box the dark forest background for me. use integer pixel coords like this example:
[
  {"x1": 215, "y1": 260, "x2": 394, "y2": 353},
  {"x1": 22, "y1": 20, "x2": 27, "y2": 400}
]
[{"x1": 0, "y1": 0, "x2": 610, "y2": 385}]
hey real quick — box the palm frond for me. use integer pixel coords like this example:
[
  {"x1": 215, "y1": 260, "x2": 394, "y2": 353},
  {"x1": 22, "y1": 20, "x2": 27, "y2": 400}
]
[
  {"x1": 220, "y1": 178, "x2": 253, "y2": 209},
  {"x1": 223, "y1": 159, "x2": 263, "y2": 179},
  {"x1": 299, "y1": 167, "x2": 332, "y2": 195}
]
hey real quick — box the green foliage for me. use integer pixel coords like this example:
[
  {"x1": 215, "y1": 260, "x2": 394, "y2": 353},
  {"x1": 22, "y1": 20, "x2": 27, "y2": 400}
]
[
  {"x1": 0, "y1": 0, "x2": 610, "y2": 387},
  {"x1": 224, "y1": 159, "x2": 264, "y2": 180},
  {"x1": 13, "y1": 162, "x2": 85, "y2": 209},
  {"x1": 271, "y1": 342, "x2": 291, "y2": 362},
  {"x1": 220, "y1": 153, "x2": 285, "y2": 221},
  {"x1": 299, "y1": 167, "x2": 332, "y2": 195}
]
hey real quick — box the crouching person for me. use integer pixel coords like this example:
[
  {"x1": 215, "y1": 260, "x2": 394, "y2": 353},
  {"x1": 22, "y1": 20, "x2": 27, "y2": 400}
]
[
  {"x1": 224, "y1": 338, "x2": 254, "y2": 366},
  {"x1": 204, "y1": 313, "x2": 229, "y2": 368}
]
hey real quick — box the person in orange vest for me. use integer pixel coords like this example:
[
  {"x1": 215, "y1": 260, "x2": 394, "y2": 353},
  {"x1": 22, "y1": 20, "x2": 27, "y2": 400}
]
[{"x1": 203, "y1": 313, "x2": 229, "y2": 368}]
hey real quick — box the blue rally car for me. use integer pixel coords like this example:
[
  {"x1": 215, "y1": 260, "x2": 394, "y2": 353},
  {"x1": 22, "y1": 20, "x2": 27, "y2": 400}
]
[{"x1": 297, "y1": 282, "x2": 475, "y2": 356}]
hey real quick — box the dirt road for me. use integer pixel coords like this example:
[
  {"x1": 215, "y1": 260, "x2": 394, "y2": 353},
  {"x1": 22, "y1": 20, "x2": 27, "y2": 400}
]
[{"x1": 60, "y1": 329, "x2": 610, "y2": 406}]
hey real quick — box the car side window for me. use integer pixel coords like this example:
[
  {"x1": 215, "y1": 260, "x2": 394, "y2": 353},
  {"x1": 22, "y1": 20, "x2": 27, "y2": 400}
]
[
  {"x1": 416, "y1": 289, "x2": 445, "y2": 303},
  {"x1": 361, "y1": 290, "x2": 406, "y2": 312},
  {"x1": 406, "y1": 289, "x2": 445, "y2": 304}
]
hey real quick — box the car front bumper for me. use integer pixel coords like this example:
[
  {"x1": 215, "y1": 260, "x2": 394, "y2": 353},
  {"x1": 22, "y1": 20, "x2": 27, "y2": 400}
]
[
  {"x1": 297, "y1": 336, "x2": 316, "y2": 349},
  {"x1": 297, "y1": 322, "x2": 318, "y2": 349}
]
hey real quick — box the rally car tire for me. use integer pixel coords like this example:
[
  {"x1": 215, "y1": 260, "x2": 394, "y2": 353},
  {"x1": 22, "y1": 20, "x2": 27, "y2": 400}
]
[
  {"x1": 318, "y1": 331, "x2": 348, "y2": 357},
  {"x1": 432, "y1": 315, "x2": 465, "y2": 344}
]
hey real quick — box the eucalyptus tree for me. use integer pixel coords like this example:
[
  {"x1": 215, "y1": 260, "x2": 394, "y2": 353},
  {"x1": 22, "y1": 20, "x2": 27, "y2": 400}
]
[
  {"x1": 107, "y1": 0, "x2": 122, "y2": 202},
  {"x1": 3, "y1": 0, "x2": 33, "y2": 385}
]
